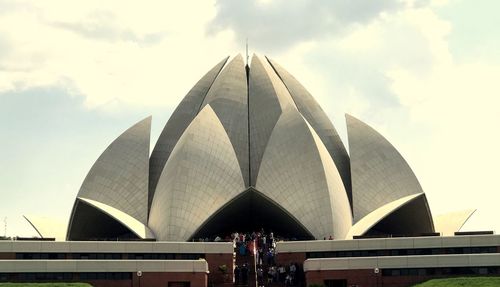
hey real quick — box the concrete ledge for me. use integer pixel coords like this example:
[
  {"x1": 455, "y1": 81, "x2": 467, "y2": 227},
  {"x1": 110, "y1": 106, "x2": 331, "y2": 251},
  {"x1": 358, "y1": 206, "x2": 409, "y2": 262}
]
[
  {"x1": 304, "y1": 253, "x2": 500, "y2": 271},
  {"x1": 0, "y1": 241, "x2": 233, "y2": 254},
  {"x1": 0, "y1": 259, "x2": 208, "y2": 273},
  {"x1": 277, "y1": 234, "x2": 500, "y2": 253}
]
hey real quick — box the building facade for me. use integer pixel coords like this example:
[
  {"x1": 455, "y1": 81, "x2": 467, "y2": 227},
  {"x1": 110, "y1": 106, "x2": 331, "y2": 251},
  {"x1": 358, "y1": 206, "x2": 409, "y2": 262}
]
[
  {"x1": 1, "y1": 234, "x2": 499, "y2": 286},
  {"x1": 0, "y1": 241, "x2": 233, "y2": 287},
  {"x1": 66, "y1": 54, "x2": 437, "y2": 242},
  {"x1": 275, "y1": 234, "x2": 500, "y2": 287}
]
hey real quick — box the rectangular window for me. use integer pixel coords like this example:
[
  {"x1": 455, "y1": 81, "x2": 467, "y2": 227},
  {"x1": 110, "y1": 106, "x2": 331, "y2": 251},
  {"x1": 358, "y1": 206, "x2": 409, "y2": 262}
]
[{"x1": 324, "y1": 279, "x2": 347, "y2": 287}]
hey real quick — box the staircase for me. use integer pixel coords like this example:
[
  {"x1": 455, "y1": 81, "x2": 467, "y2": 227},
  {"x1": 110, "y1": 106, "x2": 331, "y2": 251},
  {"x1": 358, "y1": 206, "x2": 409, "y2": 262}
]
[
  {"x1": 234, "y1": 240, "x2": 257, "y2": 287},
  {"x1": 232, "y1": 238, "x2": 304, "y2": 287}
]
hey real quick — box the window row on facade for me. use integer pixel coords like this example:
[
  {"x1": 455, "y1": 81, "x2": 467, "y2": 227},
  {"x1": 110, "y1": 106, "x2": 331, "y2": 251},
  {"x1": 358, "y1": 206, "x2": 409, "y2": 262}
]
[
  {"x1": 381, "y1": 266, "x2": 499, "y2": 277},
  {"x1": 14, "y1": 252, "x2": 204, "y2": 260},
  {"x1": 0, "y1": 272, "x2": 132, "y2": 281},
  {"x1": 307, "y1": 246, "x2": 498, "y2": 258}
]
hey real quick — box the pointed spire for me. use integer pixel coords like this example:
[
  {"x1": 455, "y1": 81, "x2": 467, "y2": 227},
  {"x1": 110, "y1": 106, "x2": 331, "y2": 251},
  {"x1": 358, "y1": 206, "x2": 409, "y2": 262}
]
[{"x1": 246, "y1": 38, "x2": 249, "y2": 66}]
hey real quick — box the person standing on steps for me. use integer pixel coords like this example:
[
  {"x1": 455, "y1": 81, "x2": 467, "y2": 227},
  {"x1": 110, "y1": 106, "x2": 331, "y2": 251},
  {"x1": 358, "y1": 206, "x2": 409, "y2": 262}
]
[
  {"x1": 234, "y1": 264, "x2": 240, "y2": 285},
  {"x1": 278, "y1": 265, "x2": 286, "y2": 283},
  {"x1": 257, "y1": 265, "x2": 264, "y2": 286},
  {"x1": 241, "y1": 263, "x2": 249, "y2": 286}
]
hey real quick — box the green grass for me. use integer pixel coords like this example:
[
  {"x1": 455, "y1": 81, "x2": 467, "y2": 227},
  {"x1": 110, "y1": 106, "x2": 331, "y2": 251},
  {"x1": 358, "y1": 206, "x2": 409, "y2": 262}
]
[
  {"x1": 0, "y1": 284, "x2": 92, "y2": 287},
  {"x1": 414, "y1": 277, "x2": 500, "y2": 286}
]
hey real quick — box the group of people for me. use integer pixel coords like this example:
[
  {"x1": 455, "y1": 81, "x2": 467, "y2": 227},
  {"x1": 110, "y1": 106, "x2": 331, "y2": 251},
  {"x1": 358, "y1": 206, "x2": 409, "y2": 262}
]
[
  {"x1": 256, "y1": 262, "x2": 301, "y2": 286},
  {"x1": 234, "y1": 263, "x2": 250, "y2": 285},
  {"x1": 232, "y1": 230, "x2": 277, "y2": 256},
  {"x1": 231, "y1": 229, "x2": 303, "y2": 286}
]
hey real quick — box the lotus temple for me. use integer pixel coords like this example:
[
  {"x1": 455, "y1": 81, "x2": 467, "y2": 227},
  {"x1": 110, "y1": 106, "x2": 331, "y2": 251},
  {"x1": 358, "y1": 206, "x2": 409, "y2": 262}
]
[{"x1": 1, "y1": 54, "x2": 499, "y2": 287}]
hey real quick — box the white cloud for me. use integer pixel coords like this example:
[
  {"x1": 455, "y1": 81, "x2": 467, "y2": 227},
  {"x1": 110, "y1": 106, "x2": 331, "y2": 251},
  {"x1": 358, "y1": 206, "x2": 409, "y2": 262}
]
[
  {"x1": 264, "y1": 3, "x2": 500, "y2": 232},
  {"x1": 378, "y1": 6, "x2": 500, "y2": 225},
  {"x1": 0, "y1": 0, "x2": 241, "y2": 108},
  {"x1": 208, "y1": 0, "x2": 413, "y2": 52}
]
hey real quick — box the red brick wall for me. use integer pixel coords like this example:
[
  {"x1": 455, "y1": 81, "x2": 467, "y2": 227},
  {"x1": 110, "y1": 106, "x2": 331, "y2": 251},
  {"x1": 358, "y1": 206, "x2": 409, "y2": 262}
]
[
  {"x1": 305, "y1": 269, "x2": 461, "y2": 287},
  {"x1": 134, "y1": 272, "x2": 207, "y2": 287},
  {"x1": 1, "y1": 272, "x2": 207, "y2": 287},
  {"x1": 380, "y1": 275, "x2": 434, "y2": 287},
  {"x1": 275, "y1": 252, "x2": 306, "y2": 266},
  {"x1": 84, "y1": 280, "x2": 131, "y2": 287},
  {"x1": 205, "y1": 253, "x2": 234, "y2": 286},
  {"x1": 85, "y1": 272, "x2": 210, "y2": 287}
]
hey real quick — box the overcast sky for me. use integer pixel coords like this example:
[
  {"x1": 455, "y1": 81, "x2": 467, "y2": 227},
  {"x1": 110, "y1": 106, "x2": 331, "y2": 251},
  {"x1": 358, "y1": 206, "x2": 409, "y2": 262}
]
[{"x1": 0, "y1": 0, "x2": 499, "y2": 237}]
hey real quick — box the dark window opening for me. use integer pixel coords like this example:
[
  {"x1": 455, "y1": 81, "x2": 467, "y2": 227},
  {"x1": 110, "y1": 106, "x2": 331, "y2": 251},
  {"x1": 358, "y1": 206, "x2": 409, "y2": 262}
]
[
  {"x1": 72, "y1": 253, "x2": 122, "y2": 260},
  {"x1": 17, "y1": 273, "x2": 73, "y2": 281},
  {"x1": 306, "y1": 246, "x2": 498, "y2": 259},
  {"x1": 16, "y1": 253, "x2": 66, "y2": 260},
  {"x1": 127, "y1": 253, "x2": 201, "y2": 260},
  {"x1": 382, "y1": 267, "x2": 499, "y2": 277},
  {"x1": 324, "y1": 279, "x2": 347, "y2": 287},
  {"x1": 79, "y1": 272, "x2": 132, "y2": 280}
]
